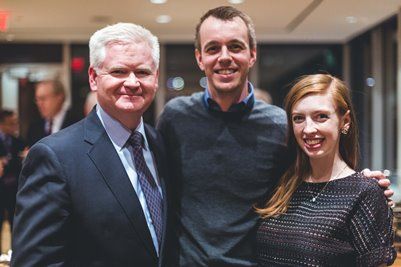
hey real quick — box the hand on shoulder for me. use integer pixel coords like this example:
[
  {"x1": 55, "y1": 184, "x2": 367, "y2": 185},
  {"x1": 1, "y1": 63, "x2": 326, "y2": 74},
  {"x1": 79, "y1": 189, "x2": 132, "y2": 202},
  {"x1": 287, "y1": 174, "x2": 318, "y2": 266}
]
[{"x1": 362, "y1": 168, "x2": 394, "y2": 207}]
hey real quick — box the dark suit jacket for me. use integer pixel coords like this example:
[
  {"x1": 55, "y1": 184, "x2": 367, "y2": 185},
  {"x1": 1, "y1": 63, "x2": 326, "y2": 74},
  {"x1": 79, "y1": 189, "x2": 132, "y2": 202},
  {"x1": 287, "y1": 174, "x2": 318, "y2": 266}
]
[
  {"x1": 26, "y1": 109, "x2": 80, "y2": 147},
  {"x1": 0, "y1": 134, "x2": 26, "y2": 187},
  {"x1": 12, "y1": 110, "x2": 170, "y2": 267}
]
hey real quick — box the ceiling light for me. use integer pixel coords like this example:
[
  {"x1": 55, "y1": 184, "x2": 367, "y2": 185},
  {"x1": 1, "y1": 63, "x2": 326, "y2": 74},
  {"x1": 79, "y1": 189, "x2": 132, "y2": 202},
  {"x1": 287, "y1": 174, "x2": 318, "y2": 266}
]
[
  {"x1": 156, "y1": 15, "x2": 171, "y2": 24},
  {"x1": 199, "y1": 77, "x2": 207, "y2": 88},
  {"x1": 228, "y1": 0, "x2": 244, "y2": 4},
  {"x1": 167, "y1": 77, "x2": 185, "y2": 91},
  {"x1": 346, "y1": 16, "x2": 357, "y2": 24},
  {"x1": 150, "y1": 0, "x2": 167, "y2": 4},
  {"x1": 366, "y1": 77, "x2": 375, "y2": 87}
]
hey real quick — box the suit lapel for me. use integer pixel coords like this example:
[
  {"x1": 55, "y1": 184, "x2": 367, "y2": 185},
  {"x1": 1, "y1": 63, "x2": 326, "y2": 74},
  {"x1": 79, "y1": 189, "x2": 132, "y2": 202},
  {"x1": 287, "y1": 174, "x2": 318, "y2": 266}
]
[
  {"x1": 144, "y1": 125, "x2": 168, "y2": 256},
  {"x1": 84, "y1": 111, "x2": 157, "y2": 259}
]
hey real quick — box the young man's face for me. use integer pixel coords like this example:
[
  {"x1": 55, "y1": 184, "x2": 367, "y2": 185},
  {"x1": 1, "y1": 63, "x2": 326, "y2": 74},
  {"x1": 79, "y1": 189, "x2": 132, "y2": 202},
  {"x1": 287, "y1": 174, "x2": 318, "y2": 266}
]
[{"x1": 195, "y1": 16, "x2": 256, "y2": 98}]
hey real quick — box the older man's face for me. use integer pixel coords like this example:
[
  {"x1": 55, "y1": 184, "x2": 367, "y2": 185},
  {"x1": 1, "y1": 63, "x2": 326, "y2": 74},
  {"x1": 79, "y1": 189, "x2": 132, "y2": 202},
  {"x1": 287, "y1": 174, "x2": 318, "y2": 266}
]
[
  {"x1": 89, "y1": 41, "x2": 158, "y2": 121},
  {"x1": 35, "y1": 82, "x2": 64, "y2": 120}
]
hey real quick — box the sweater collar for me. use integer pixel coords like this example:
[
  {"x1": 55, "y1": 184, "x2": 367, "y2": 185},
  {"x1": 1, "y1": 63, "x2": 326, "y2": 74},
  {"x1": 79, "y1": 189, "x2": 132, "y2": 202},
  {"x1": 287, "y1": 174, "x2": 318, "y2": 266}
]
[{"x1": 203, "y1": 82, "x2": 255, "y2": 113}]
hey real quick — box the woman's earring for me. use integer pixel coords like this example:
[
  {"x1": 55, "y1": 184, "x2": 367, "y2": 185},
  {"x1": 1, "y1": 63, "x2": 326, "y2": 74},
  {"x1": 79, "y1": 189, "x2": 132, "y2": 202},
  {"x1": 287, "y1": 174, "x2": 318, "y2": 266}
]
[{"x1": 341, "y1": 127, "x2": 349, "y2": 135}]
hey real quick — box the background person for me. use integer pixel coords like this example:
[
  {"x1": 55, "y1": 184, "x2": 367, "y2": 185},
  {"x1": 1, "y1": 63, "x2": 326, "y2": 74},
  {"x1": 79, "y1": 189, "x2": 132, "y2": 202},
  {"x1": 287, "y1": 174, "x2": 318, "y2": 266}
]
[
  {"x1": 12, "y1": 23, "x2": 170, "y2": 266},
  {"x1": 256, "y1": 74, "x2": 396, "y2": 266},
  {"x1": 254, "y1": 88, "x2": 272, "y2": 104},
  {"x1": 26, "y1": 79, "x2": 79, "y2": 146},
  {"x1": 0, "y1": 109, "x2": 27, "y2": 251},
  {"x1": 83, "y1": 91, "x2": 97, "y2": 116}
]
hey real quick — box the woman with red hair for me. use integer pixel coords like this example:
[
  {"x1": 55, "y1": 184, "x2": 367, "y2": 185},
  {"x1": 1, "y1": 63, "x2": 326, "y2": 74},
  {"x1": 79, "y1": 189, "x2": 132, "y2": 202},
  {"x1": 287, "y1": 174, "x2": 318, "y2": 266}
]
[{"x1": 256, "y1": 74, "x2": 396, "y2": 266}]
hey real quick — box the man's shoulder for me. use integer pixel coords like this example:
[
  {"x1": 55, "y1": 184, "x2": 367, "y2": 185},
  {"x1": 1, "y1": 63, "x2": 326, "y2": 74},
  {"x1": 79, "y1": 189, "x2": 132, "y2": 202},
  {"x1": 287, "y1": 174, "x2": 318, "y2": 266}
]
[
  {"x1": 164, "y1": 92, "x2": 203, "y2": 111},
  {"x1": 252, "y1": 100, "x2": 287, "y2": 125},
  {"x1": 39, "y1": 119, "x2": 85, "y2": 149},
  {"x1": 159, "y1": 92, "x2": 204, "y2": 122}
]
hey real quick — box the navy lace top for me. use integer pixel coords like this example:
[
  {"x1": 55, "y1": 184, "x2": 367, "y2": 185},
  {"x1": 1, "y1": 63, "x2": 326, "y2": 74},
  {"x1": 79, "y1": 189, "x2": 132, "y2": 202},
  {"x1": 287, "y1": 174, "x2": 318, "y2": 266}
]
[{"x1": 257, "y1": 172, "x2": 396, "y2": 266}]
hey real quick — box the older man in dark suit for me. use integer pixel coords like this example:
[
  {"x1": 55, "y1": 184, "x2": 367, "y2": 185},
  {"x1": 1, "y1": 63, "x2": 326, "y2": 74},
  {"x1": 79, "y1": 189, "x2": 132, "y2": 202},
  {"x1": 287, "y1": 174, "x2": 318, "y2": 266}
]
[
  {"x1": 12, "y1": 22, "x2": 170, "y2": 267},
  {"x1": 26, "y1": 79, "x2": 80, "y2": 147}
]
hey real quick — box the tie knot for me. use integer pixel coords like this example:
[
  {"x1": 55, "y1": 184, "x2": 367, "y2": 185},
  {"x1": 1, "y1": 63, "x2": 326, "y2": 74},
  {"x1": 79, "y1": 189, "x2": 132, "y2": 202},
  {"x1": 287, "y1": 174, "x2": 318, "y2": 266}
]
[{"x1": 129, "y1": 131, "x2": 143, "y2": 148}]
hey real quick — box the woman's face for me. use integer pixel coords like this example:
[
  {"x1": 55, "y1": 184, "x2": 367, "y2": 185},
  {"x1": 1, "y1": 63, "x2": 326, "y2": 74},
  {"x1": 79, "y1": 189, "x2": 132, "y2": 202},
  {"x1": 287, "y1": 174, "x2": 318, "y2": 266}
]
[{"x1": 291, "y1": 92, "x2": 349, "y2": 161}]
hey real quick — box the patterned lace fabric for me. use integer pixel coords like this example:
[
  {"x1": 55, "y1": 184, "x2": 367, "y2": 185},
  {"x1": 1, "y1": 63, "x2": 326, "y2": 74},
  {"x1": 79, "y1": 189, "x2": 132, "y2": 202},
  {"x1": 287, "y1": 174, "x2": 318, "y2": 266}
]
[{"x1": 257, "y1": 172, "x2": 396, "y2": 267}]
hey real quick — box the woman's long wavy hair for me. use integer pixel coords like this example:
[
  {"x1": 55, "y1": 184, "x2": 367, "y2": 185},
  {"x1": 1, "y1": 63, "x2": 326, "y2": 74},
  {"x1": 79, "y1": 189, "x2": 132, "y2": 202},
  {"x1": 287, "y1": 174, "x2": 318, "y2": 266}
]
[{"x1": 256, "y1": 74, "x2": 359, "y2": 218}]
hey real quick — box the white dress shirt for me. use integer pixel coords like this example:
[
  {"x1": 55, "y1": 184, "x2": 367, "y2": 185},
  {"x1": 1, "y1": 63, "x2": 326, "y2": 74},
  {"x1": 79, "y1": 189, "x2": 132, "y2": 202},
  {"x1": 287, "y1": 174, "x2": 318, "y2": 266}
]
[
  {"x1": 50, "y1": 107, "x2": 68, "y2": 134},
  {"x1": 96, "y1": 105, "x2": 162, "y2": 254}
]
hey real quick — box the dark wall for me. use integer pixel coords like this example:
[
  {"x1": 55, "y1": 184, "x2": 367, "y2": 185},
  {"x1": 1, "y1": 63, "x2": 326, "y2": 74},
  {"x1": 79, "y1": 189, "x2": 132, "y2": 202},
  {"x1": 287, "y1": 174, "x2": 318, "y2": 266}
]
[
  {"x1": 258, "y1": 44, "x2": 343, "y2": 107},
  {"x1": 0, "y1": 44, "x2": 62, "y2": 63}
]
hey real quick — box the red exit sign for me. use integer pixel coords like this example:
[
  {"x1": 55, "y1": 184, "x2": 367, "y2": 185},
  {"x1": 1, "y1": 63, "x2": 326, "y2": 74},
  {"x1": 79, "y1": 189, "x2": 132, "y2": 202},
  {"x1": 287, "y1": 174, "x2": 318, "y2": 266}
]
[{"x1": 0, "y1": 11, "x2": 9, "y2": 32}]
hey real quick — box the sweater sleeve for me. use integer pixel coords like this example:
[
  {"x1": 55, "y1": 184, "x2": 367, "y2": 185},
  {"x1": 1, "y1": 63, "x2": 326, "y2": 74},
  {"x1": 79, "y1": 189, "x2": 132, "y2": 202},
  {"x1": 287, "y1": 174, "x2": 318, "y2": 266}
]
[{"x1": 348, "y1": 181, "x2": 396, "y2": 266}]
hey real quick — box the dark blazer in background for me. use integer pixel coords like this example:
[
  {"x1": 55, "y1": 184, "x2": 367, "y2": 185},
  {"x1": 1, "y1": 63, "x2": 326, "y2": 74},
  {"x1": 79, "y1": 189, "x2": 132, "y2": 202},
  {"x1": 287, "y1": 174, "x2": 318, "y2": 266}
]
[
  {"x1": 0, "y1": 135, "x2": 26, "y2": 187},
  {"x1": 12, "y1": 109, "x2": 171, "y2": 267},
  {"x1": 26, "y1": 109, "x2": 80, "y2": 147},
  {"x1": 0, "y1": 134, "x2": 26, "y2": 228}
]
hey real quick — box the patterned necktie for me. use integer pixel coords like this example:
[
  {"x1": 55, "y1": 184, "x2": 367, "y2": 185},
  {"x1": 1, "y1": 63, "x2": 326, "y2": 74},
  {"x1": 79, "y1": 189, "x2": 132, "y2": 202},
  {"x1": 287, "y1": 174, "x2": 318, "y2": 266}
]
[{"x1": 128, "y1": 131, "x2": 163, "y2": 245}]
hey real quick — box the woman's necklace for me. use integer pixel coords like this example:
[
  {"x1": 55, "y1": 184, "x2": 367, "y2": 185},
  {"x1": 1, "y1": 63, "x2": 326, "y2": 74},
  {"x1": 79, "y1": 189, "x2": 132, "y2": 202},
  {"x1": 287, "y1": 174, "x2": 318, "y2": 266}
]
[{"x1": 310, "y1": 164, "x2": 348, "y2": 202}]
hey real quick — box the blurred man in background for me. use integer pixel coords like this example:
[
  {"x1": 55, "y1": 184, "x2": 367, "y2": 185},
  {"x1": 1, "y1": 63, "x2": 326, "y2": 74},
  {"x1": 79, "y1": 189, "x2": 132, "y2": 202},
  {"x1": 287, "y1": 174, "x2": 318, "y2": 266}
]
[
  {"x1": 254, "y1": 88, "x2": 272, "y2": 104},
  {"x1": 83, "y1": 91, "x2": 97, "y2": 116},
  {"x1": 26, "y1": 80, "x2": 79, "y2": 146}
]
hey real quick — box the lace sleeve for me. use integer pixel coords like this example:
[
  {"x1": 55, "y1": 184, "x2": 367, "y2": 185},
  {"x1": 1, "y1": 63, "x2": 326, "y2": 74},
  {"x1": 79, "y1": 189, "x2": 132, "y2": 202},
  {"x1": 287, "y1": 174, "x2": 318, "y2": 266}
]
[{"x1": 349, "y1": 181, "x2": 396, "y2": 266}]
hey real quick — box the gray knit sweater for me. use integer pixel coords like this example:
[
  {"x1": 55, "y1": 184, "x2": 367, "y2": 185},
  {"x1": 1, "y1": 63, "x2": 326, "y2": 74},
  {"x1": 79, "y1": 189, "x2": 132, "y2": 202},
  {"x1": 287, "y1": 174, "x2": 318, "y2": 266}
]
[{"x1": 157, "y1": 92, "x2": 288, "y2": 267}]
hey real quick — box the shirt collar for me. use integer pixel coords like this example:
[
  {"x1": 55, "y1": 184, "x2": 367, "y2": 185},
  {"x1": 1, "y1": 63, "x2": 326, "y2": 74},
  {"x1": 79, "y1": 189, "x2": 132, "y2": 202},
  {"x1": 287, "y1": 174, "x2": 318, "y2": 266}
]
[
  {"x1": 96, "y1": 105, "x2": 149, "y2": 151},
  {"x1": 52, "y1": 106, "x2": 67, "y2": 124},
  {"x1": 203, "y1": 82, "x2": 255, "y2": 112}
]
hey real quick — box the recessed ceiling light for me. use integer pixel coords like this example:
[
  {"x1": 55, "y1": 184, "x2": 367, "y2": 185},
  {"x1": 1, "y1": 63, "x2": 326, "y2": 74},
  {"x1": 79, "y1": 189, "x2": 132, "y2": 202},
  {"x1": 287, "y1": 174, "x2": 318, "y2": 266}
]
[
  {"x1": 228, "y1": 0, "x2": 244, "y2": 4},
  {"x1": 150, "y1": 0, "x2": 167, "y2": 4},
  {"x1": 156, "y1": 15, "x2": 171, "y2": 24},
  {"x1": 346, "y1": 16, "x2": 357, "y2": 24}
]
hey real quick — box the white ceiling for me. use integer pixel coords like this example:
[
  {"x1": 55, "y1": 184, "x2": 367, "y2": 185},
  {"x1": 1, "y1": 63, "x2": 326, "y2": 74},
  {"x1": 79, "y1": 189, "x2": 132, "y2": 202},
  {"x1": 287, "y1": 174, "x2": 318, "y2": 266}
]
[{"x1": 0, "y1": 0, "x2": 400, "y2": 43}]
